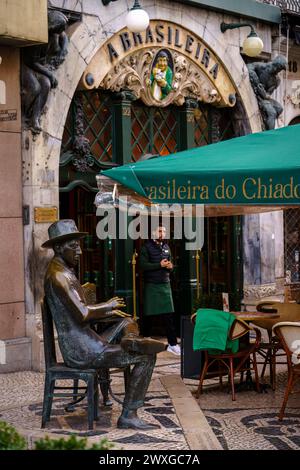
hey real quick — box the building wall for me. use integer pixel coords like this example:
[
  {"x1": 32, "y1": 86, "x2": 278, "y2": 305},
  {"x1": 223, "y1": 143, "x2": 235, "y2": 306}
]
[
  {"x1": 0, "y1": 46, "x2": 30, "y2": 372},
  {"x1": 17, "y1": 0, "x2": 282, "y2": 370},
  {"x1": 0, "y1": 0, "x2": 48, "y2": 46},
  {"x1": 285, "y1": 43, "x2": 300, "y2": 125}
]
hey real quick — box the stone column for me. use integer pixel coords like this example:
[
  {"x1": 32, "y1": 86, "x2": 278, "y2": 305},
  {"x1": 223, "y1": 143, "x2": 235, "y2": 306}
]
[
  {"x1": 176, "y1": 99, "x2": 197, "y2": 315},
  {"x1": 0, "y1": 47, "x2": 31, "y2": 372},
  {"x1": 23, "y1": 131, "x2": 61, "y2": 370},
  {"x1": 111, "y1": 92, "x2": 136, "y2": 313}
]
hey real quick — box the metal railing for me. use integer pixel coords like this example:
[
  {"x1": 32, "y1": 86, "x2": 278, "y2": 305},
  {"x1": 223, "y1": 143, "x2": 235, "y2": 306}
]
[{"x1": 262, "y1": 0, "x2": 300, "y2": 15}]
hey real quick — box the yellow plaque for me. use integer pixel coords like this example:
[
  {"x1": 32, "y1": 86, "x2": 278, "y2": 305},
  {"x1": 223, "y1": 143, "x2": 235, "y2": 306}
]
[{"x1": 34, "y1": 207, "x2": 58, "y2": 223}]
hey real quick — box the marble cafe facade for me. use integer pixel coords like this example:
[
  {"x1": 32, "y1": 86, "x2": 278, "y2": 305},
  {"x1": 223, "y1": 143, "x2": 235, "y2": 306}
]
[{"x1": 0, "y1": 0, "x2": 287, "y2": 372}]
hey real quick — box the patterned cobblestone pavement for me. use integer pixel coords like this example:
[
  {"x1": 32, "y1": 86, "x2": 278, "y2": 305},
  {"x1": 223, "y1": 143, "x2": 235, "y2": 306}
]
[
  {"x1": 1, "y1": 352, "x2": 300, "y2": 450},
  {"x1": 185, "y1": 367, "x2": 300, "y2": 450},
  {"x1": 204, "y1": 408, "x2": 300, "y2": 450},
  {"x1": 0, "y1": 353, "x2": 189, "y2": 450}
]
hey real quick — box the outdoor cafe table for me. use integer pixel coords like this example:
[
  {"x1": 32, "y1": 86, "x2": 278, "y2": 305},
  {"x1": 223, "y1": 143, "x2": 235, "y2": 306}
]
[
  {"x1": 232, "y1": 311, "x2": 280, "y2": 322},
  {"x1": 231, "y1": 311, "x2": 280, "y2": 391}
]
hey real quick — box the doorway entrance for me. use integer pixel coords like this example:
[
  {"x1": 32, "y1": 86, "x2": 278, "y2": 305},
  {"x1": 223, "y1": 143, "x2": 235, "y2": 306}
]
[{"x1": 59, "y1": 89, "x2": 243, "y2": 326}]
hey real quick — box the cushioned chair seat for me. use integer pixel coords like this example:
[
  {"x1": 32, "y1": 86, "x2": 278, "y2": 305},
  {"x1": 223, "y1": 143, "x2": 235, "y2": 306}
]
[{"x1": 272, "y1": 321, "x2": 300, "y2": 420}]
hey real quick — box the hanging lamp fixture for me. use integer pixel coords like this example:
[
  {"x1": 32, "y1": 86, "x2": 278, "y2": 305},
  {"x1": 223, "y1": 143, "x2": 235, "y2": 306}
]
[{"x1": 220, "y1": 22, "x2": 264, "y2": 57}]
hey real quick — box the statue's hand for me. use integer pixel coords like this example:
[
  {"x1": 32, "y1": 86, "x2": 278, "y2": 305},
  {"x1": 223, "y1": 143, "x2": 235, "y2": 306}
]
[
  {"x1": 51, "y1": 56, "x2": 64, "y2": 68},
  {"x1": 59, "y1": 48, "x2": 68, "y2": 60},
  {"x1": 108, "y1": 296, "x2": 126, "y2": 310},
  {"x1": 49, "y1": 74, "x2": 58, "y2": 88},
  {"x1": 52, "y1": 50, "x2": 68, "y2": 67},
  {"x1": 112, "y1": 309, "x2": 131, "y2": 318},
  {"x1": 256, "y1": 83, "x2": 267, "y2": 99}
]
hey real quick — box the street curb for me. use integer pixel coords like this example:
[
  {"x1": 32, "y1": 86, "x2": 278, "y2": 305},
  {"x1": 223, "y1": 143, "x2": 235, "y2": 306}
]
[{"x1": 160, "y1": 375, "x2": 222, "y2": 450}]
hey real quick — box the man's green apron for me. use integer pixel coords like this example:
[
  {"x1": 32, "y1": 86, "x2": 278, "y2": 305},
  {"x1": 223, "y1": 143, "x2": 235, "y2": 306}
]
[{"x1": 144, "y1": 282, "x2": 174, "y2": 316}]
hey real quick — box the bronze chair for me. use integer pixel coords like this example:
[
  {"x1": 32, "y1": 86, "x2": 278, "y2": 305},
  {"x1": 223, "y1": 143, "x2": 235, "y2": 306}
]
[
  {"x1": 195, "y1": 318, "x2": 261, "y2": 401},
  {"x1": 41, "y1": 298, "x2": 99, "y2": 430},
  {"x1": 272, "y1": 321, "x2": 300, "y2": 420},
  {"x1": 81, "y1": 282, "x2": 111, "y2": 405}
]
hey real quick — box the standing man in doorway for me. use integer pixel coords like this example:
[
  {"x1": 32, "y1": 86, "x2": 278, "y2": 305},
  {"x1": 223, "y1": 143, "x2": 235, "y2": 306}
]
[{"x1": 140, "y1": 225, "x2": 180, "y2": 355}]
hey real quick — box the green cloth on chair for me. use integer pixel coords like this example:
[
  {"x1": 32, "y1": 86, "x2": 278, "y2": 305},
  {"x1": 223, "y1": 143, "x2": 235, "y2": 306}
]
[{"x1": 193, "y1": 308, "x2": 239, "y2": 353}]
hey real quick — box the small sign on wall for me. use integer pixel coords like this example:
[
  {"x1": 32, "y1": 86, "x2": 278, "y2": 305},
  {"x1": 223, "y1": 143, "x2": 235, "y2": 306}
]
[
  {"x1": 0, "y1": 109, "x2": 17, "y2": 121},
  {"x1": 34, "y1": 207, "x2": 58, "y2": 223},
  {"x1": 222, "y1": 292, "x2": 229, "y2": 312}
]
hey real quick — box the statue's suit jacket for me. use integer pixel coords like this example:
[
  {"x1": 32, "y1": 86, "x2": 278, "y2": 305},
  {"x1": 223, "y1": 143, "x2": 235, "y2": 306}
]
[{"x1": 44, "y1": 256, "x2": 107, "y2": 368}]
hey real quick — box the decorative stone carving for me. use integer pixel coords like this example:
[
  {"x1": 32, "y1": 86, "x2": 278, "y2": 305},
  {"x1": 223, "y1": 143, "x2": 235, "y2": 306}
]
[
  {"x1": 60, "y1": 93, "x2": 96, "y2": 173},
  {"x1": 290, "y1": 80, "x2": 300, "y2": 107},
  {"x1": 247, "y1": 55, "x2": 287, "y2": 130},
  {"x1": 243, "y1": 283, "x2": 277, "y2": 300},
  {"x1": 210, "y1": 108, "x2": 222, "y2": 143},
  {"x1": 101, "y1": 48, "x2": 222, "y2": 108},
  {"x1": 71, "y1": 95, "x2": 94, "y2": 172},
  {"x1": 21, "y1": 9, "x2": 69, "y2": 135}
]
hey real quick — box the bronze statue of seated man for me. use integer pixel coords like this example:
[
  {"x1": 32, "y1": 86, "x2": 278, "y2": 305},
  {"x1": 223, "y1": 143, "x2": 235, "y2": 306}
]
[{"x1": 42, "y1": 219, "x2": 165, "y2": 430}]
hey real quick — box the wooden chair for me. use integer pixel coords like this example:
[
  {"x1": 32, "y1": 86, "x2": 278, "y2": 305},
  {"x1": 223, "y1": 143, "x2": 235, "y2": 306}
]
[
  {"x1": 272, "y1": 321, "x2": 300, "y2": 420},
  {"x1": 253, "y1": 301, "x2": 279, "y2": 390},
  {"x1": 253, "y1": 301, "x2": 300, "y2": 390},
  {"x1": 41, "y1": 298, "x2": 99, "y2": 430},
  {"x1": 195, "y1": 318, "x2": 261, "y2": 401}
]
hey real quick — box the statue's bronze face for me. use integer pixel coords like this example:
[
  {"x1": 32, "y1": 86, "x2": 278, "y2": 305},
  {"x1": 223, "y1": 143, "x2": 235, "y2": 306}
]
[{"x1": 56, "y1": 239, "x2": 82, "y2": 267}]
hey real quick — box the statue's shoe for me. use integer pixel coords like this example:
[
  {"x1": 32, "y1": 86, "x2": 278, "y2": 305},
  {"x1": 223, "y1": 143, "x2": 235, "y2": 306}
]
[
  {"x1": 117, "y1": 416, "x2": 160, "y2": 430},
  {"x1": 121, "y1": 336, "x2": 166, "y2": 355}
]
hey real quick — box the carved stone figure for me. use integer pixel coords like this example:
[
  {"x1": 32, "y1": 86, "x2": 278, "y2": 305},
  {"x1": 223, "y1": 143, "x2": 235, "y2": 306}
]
[
  {"x1": 247, "y1": 56, "x2": 287, "y2": 130},
  {"x1": 42, "y1": 219, "x2": 166, "y2": 430},
  {"x1": 150, "y1": 50, "x2": 173, "y2": 101},
  {"x1": 71, "y1": 95, "x2": 94, "y2": 172},
  {"x1": 101, "y1": 48, "x2": 222, "y2": 108},
  {"x1": 21, "y1": 10, "x2": 69, "y2": 134}
]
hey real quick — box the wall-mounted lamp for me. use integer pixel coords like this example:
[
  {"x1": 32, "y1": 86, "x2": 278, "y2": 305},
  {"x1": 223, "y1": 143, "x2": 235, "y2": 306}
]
[
  {"x1": 126, "y1": 0, "x2": 149, "y2": 33},
  {"x1": 220, "y1": 22, "x2": 264, "y2": 57},
  {"x1": 102, "y1": 0, "x2": 149, "y2": 33}
]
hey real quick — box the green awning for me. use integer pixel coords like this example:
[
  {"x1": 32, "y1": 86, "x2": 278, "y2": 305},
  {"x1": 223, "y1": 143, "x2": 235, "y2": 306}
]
[
  {"x1": 102, "y1": 125, "x2": 300, "y2": 206},
  {"x1": 173, "y1": 0, "x2": 281, "y2": 25}
]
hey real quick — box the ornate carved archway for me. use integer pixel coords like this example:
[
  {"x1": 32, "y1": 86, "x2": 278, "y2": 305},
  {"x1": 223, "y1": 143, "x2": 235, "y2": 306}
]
[{"x1": 81, "y1": 21, "x2": 237, "y2": 109}]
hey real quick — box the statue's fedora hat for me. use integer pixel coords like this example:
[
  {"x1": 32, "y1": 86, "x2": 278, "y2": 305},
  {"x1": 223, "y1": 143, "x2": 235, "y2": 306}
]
[{"x1": 42, "y1": 219, "x2": 87, "y2": 248}]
